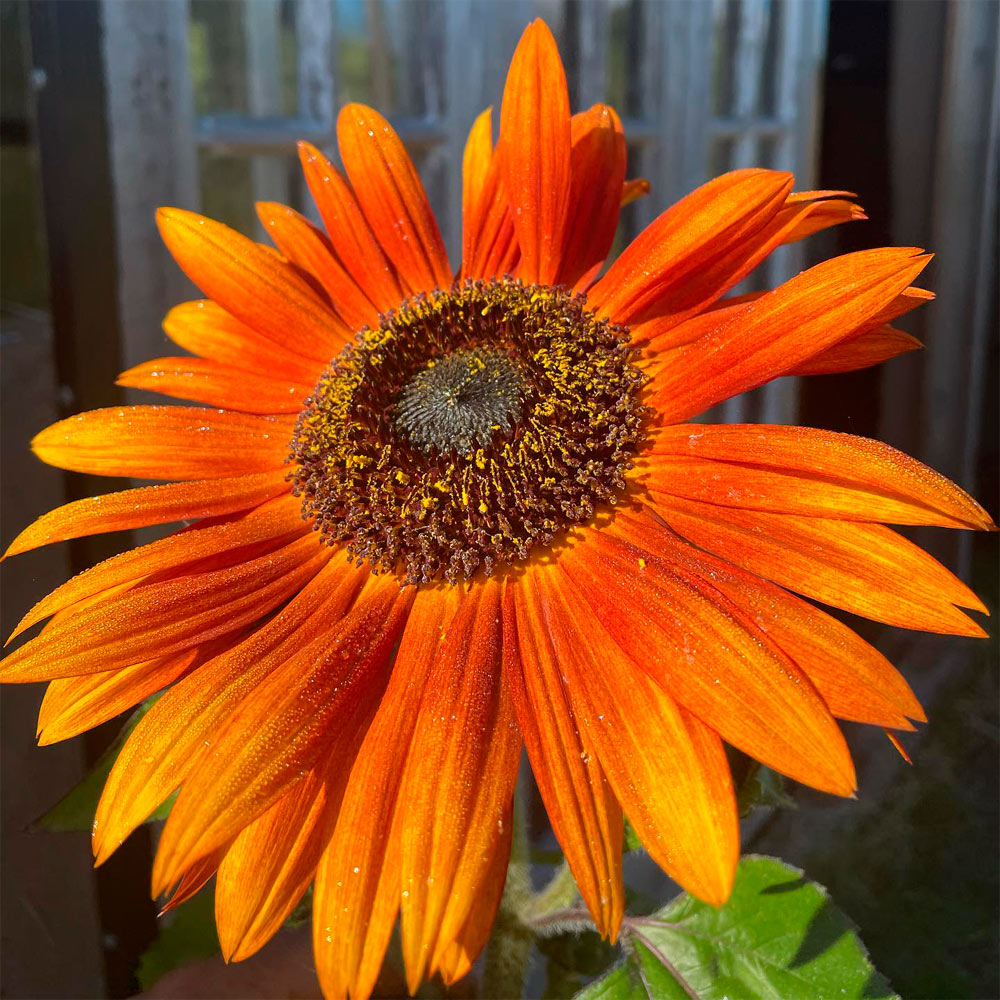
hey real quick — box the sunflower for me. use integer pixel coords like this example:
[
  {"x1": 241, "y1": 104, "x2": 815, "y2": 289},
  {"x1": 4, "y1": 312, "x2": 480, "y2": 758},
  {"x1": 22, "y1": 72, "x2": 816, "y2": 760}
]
[{"x1": 3, "y1": 18, "x2": 993, "y2": 1000}]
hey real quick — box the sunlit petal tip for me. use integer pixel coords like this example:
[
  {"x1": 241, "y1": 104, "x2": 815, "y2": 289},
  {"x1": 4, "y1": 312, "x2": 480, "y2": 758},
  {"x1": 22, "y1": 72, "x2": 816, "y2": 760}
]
[{"x1": 620, "y1": 177, "x2": 651, "y2": 206}]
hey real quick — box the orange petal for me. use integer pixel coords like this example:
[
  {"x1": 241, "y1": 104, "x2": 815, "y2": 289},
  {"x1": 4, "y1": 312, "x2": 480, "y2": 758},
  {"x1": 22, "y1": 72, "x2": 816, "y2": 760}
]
[
  {"x1": 10, "y1": 494, "x2": 308, "y2": 641},
  {"x1": 312, "y1": 585, "x2": 457, "y2": 1000},
  {"x1": 337, "y1": 105, "x2": 451, "y2": 295},
  {"x1": 502, "y1": 577, "x2": 624, "y2": 938},
  {"x1": 620, "y1": 177, "x2": 650, "y2": 207},
  {"x1": 651, "y1": 494, "x2": 988, "y2": 634},
  {"x1": 397, "y1": 580, "x2": 521, "y2": 992},
  {"x1": 560, "y1": 513, "x2": 858, "y2": 797},
  {"x1": 117, "y1": 357, "x2": 308, "y2": 414},
  {"x1": 2, "y1": 533, "x2": 328, "y2": 684},
  {"x1": 3, "y1": 470, "x2": 290, "y2": 559},
  {"x1": 151, "y1": 572, "x2": 412, "y2": 896},
  {"x1": 558, "y1": 105, "x2": 627, "y2": 289},
  {"x1": 256, "y1": 201, "x2": 380, "y2": 331},
  {"x1": 37, "y1": 648, "x2": 201, "y2": 745},
  {"x1": 156, "y1": 208, "x2": 349, "y2": 362},
  {"x1": 640, "y1": 284, "x2": 932, "y2": 360},
  {"x1": 499, "y1": 20, "x2": 572, "y2": 285},
  {"x1": 532, "y1": 563, "x2": 740, "y2": 906},
  {"x1": 462, "y1": 107, "x2": 495, "y2": 269},
  {"x1": 164, "y1": 300, "x2": 324, "y2": 385},
  {"x1": 640, "y1": 423, "x2": 995, "y2": 530},
  {"x1": 31, "y1": 406, "x2": 294, "y2": 480},
  {"x1": 160, "y1": 847, "x2": 226, "y2": 914},
  {"x1": 463, "y1": 144, "x2": 519, "y2": 281},
  {"x1": 778, "y1": 193, "x2": 866, "y2": 243},
  {"x1": 432, "y1": 813, "x2": 511, "y2": 986},
  {"x1": 92, "y1": 555, "x2": 365, "y2": 866},
  {"x1": 216, "y1": 721, "x2": 372, "y2": 964},
  {"x1": 297, "y1": 141, "x2": 404, "y2": 312},
  {"x1": 642, "y1": 529, "x2": 926, "y2": 728},
  {"x1": 587, "y1": 169, "x2": 792, "y2": 325},
  {"x1": 790, "y1": 324, "x2": 922, "y2": 375},
  {"x1": 647, "y1": 247, "x2": 931, "y2": 422}
]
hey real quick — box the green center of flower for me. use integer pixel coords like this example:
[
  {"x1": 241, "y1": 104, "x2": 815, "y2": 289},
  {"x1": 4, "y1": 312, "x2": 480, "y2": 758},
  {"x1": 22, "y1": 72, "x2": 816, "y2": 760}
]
[
  {"x1": 395, "y1": 347, "x2": 527, "y2": 455},
  {"x1": 289, "y1": 278, "x2": 646, "y2": 584}
]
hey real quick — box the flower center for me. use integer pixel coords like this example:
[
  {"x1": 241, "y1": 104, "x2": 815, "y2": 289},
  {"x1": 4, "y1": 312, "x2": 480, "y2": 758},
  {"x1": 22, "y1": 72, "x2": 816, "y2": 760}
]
[
  {"x1": 289, "y1": 278, "x2": 646, "y2": 584},
  {"x1": 395, "y1": 347, "x2": 527, "y2": 455}
]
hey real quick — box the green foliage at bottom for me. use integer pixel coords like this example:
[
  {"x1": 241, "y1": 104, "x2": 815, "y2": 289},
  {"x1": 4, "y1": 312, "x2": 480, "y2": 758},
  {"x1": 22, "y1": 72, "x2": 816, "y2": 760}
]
[{"x1": 576, "y1": 857, "x2": 895, "y2": 1000}]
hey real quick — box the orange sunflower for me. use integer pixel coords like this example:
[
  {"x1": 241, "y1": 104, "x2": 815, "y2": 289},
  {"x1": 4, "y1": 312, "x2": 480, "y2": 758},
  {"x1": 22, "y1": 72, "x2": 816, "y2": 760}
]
[{"x1": 3, "y1": 18, "x2": 993, "y2": 1000}]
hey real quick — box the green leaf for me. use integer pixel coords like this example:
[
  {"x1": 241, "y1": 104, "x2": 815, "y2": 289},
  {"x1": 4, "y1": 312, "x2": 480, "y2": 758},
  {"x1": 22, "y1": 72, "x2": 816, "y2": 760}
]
[
  {"x1": 623, "y1": 818, "x2": 644, "y2": 853},
  {"x1": 34, "y1": 695, "x2": 163, "y2": 832},
  {"x1": 136, "y1": 887, "x2": 220, "y2": 990},
  {"x1": 737, "y1": 764, "x2": 795, "y2": 818},
  {"x1": 576, "y1": 856, "x2": 896, "y2": 1000}
]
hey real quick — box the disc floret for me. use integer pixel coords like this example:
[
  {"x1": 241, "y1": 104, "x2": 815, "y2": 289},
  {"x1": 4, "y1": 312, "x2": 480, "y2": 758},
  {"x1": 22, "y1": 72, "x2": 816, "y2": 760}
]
[{"x1": 290, "y1": 278, "x2": 646, "y2": 584}]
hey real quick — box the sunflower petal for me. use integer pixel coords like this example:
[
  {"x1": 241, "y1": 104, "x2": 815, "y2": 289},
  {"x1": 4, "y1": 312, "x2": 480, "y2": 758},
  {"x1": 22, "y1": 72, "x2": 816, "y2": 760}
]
[
  {"x1": 216, "y1": 772, "x2": 325, "y2": 961},
  {"x1": 652, "y1": 494, "x2": 988, "y2": 634},
  {"x1": 160, "y1": 848, "x2": 226, "y2": 914},
  {"x1": 2, "y1": 533, "x2": 328, "y2": 683},
  {"x1": 312, "y1": 586, "x2": 457, "y2": 1000},
  {"x1": 558, "y1": 105, "x2": 627, "y2": 289},
  {"x1": 163, "y1": 300, "x2": 324, "y2": 384},
  {"x1": 620, "y1": 177, "x2": 651, "y2": 206},
  {"x1": 37, "y1": 648, "x2": 201, "y2": 745},
  {"x1": 4, "y1": 470, "x2": 290, "y2": 559},
  {"x1": 502, "y1": 577, "x2": 624, "y2": 938},
  {"x1": 11, "y1": 494, "x2": 308, "y2": 641},
  {"x1": 790, "y1": 325, "x2": 922, "y2": 374},
  {"x1": 659, "y1": 538, "x2": 925, "y2": 728},
  {"x1": 647, "y1": 247, "x2": 931, "y2": 422},
  {"x1": 297, "y1": 141, "x2": 404, "y2": 312},
  {"x1": 499, "y1": 19, "x2": 572, "y2": 285},
  {"x1": 641, "y1": 423, "x2": 995, "y2": 530},
  {"x1": 398, "y1": 580, "x2": 521, "y2": 992},
  {"x1": 31, "y1": 406, "x2": 294, "y2": 481},
  {"x1": 432, "y1": 814, "x2": 512, "y2": 985},
  {"x1": 117, "y1": 357, "x2": 308, "y2": 414},
  {"x1": 337, "y1": 104, "x2": 451, "y2": 294},
  {"x1": 462, "y1": 107, "x2": 495, "y2": 268},
  {"x1": 156, "y1": 208, "x2": 349, "y2": 361},
  {"x1": 216, "y1": 738, "x2": 366, "y2": 963},
  {"x1": 92, "y1": 556, "x2": 365, "y2": 865},
  {"x1": 587, "y1": 169, "x2": 792, "y2": 325},
  {"x1": 778, "y1": 193, "x2": 866, "y2": 243},
  {"x1": 560, "y1": 513, "x2": 858, "y2": 796},
  {"x1": 463, "y1": 146, "x2": 519, "y2": 281},
  {"x1": 533, "y1": 564, "x2": 740, "y2": 906},
  {"x1": 151, "y1": 572, "x2": 412, "y2": 896},
  {"x1": 256, "y1": 201, "x2": 380, "y2": 331}
]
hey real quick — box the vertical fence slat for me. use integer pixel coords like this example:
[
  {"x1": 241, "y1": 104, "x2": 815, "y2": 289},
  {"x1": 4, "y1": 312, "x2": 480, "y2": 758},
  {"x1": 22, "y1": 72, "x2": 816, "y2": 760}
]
[
  {"x1": 102, "y1": 0, "x2": 200, "y2": 375},
  {"x1": 245, "y1": 0, "x2": 289, "y2": 220},
  {"x1": 295, "y1": 0, "x2": 336, "y2": 221},
  {"x1": 575, "y1": 0, "x2": 609, "y2": 109}
]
